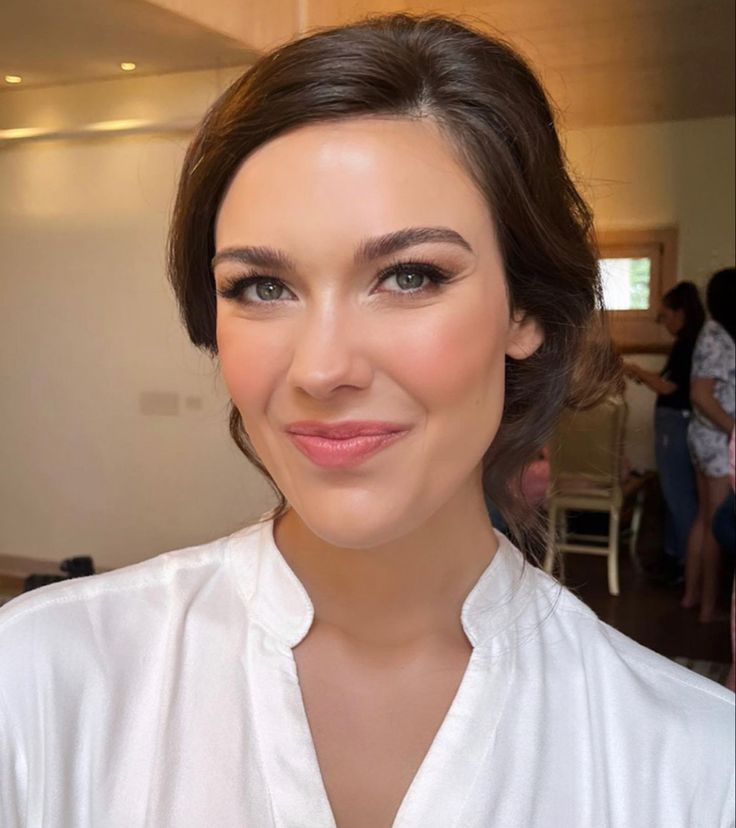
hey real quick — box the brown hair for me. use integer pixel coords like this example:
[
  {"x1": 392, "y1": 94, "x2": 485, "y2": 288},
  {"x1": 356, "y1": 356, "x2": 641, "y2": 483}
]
[
  {"x1": 661, "y1": 281, "x2": 705, "y2": 341},
  {"x1": 168, "y1": 13, "x2": 620, "y2": 551}
]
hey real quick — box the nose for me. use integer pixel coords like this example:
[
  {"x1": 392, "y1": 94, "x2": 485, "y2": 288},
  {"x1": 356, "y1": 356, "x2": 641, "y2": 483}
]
[{"x1": 286, "y1": 304, "x2": 373, "y2": 400}]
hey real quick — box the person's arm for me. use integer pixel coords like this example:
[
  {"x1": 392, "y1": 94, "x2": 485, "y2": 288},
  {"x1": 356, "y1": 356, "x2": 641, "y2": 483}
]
[
  {"x1": 623, "y1": 362, "x2": 677, "y2": 396},
  {"x1": 690, "y1": 377, "x2": 735, "y2": 434}
]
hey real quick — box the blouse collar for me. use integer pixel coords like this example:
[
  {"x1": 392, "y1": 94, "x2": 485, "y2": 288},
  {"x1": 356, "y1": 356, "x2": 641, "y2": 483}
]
[{"x1": 228, "y1": 516, "x2": 536, "y2": 649}]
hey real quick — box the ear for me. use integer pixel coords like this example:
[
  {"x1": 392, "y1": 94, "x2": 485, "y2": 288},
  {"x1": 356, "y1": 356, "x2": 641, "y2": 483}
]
[{"x1": 505, "y1": 311, "x2": 544, "y2": 360}]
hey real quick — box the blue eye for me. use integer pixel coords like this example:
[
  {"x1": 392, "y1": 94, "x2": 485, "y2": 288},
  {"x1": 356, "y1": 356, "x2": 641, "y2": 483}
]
[
  {"x1": 218, "y1": 276, "x2": 290, "y2": 303},
  {"x1": 385, "y1": 271, "x2": 427, "y2": 291},
  {"x1": 378, "y1": 262, "x2": 452, "y2": 294},
  {"x1": 252, "y1": 279, "x2": 285, "y2": 301}
]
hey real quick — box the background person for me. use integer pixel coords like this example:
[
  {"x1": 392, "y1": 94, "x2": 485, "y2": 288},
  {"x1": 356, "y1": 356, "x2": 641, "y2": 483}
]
[
  {"x1": 624, "y1": 281, "x2": 705, "y2": 582},
  {"x1": 683, "y1": 268, "x2": 736, "y2": 622}
]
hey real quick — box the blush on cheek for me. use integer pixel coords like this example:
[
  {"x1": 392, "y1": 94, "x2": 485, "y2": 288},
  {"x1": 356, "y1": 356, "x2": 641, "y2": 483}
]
[
  {"x1": 217, "y1": 328, "x2": 277, "y2": 417},
  {"x1": 388, "y1": 307, "x2": 506, "y2": 407}
]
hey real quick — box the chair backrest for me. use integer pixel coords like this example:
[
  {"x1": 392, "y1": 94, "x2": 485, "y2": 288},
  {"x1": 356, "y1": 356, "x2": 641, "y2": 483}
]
[{"x1": 550, "y1": 396, "x2": 628, "y2": 490}]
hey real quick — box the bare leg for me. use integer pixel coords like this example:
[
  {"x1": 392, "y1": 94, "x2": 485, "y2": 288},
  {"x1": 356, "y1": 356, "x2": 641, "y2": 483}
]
[
  {"x1": 682, "y1": 468, "x2": 708, "y2": 609},
  {"x1": 727, "y1": 581, "x2": 735, "y2": 692},
  {"x1": 699, "y1": 475, "x2": 730, "y2": 624}
]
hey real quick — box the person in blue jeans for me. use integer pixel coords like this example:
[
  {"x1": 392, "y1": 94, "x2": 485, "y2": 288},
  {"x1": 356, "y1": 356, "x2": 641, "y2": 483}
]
[{"x1": 624, "y1": 282, "x2": 705, "y2": 578}]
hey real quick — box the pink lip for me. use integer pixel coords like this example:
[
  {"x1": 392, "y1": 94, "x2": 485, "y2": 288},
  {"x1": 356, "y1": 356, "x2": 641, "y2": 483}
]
[{"x1": 286, "y1": 421, "x2": 409, "y2": 468}]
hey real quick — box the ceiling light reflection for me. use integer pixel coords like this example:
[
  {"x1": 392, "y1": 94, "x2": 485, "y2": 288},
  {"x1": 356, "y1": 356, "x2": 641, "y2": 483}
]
[
  {"x1": 0, "y1": 127, "x2": 49, "y2": 140},
  {"x1": 86, "y1": 118, "x2": 149, "y2": 132}
]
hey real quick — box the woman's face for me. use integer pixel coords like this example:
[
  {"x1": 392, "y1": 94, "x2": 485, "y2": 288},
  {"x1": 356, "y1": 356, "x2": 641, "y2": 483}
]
[
  {"x1": 657, "y1": 304, "x2": 685, "y2": 336},
  {"x1": 214, "y1": 117, "x2": 542, "y2": 548}
]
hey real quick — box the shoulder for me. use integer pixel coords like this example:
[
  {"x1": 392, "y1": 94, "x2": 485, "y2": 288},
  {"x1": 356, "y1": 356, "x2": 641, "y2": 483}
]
[
  {"x1": 516, "y1": 568, "x2": 734, "y2": 790},
  {"x1": 535, "y1": 577, "x2": 734, "y2": 744},
  {"x1": 696, "y1": 320, "x2": 732, "y2": 355},
  {"x1": 0, "y1": 521, "x2": 266, "y2": 654},
  {"x1": 553, "y1": 581, "x2": 732, "y2": 698},
  {"x1": 505, "y1": 566, "x2": 735, "y2": 824}
]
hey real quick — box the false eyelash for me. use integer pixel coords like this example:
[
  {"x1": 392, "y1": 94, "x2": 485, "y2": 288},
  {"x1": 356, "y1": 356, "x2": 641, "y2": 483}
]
[
  {"x1": 377, "y1": 260, "x2": 454, "y2": 288},
  {"x1": 216, "y1": 275, "x2": 273, "y2": 301}
]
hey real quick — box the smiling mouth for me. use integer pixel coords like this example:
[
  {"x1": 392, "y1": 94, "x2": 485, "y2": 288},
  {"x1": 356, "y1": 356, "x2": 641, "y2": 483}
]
[{"x1": 285, "y1": 426, "x2": 409, "y2": 469}]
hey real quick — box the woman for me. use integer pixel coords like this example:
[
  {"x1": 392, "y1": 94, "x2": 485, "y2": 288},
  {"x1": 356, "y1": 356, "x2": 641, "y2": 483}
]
[
  {"x1": 683, "y1": 268, "x2": 736, "y2": 622},
  {"x1": 624, "y1": 282, "x2": 705, "y2": 578},
  {"x1": 1, "y1": 16, "x2": 733, "y2": 828}
]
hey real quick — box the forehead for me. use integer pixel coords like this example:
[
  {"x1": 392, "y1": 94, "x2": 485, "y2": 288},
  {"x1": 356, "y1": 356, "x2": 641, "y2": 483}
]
[{"x1": 215, "y1": 117, "x2": 494, "y2": 251}]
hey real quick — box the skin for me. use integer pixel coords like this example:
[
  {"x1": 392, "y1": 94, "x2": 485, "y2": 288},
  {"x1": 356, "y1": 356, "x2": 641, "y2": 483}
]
[
  {"x1": 214, "y1": 116, "x2": 542, "y2": 828},
  {"x1": 682, "y1": 469, "x2": 730, "y2": 622}
]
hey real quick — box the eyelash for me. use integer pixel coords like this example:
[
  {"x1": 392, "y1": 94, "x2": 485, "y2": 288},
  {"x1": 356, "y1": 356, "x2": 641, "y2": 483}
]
[{"x1": 216, "y1": 260, "x2": 454, "y2": 305}]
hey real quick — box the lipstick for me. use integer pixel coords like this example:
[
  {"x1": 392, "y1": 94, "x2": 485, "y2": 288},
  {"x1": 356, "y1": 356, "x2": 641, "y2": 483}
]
[{"x1": 286, "y1": 421, "x2": 409, "y2": 469}]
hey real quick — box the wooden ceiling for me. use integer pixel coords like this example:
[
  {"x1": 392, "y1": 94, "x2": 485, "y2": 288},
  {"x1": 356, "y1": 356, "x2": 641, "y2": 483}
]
[
  {"x1": 149, "y1": 0, "x2": 736, "y2": 127},
  {"x1": 2, "y1": 0, "x2": 733, "y2": 127}
]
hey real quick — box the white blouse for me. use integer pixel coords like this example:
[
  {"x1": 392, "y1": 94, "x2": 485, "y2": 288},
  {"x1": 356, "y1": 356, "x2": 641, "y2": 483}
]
[{"x1": 1, "y1": 518, "x2": 734, "y2": 828}]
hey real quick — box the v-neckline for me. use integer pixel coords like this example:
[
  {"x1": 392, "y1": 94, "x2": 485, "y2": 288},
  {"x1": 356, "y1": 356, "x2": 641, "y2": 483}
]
[{"x1": 233, "y1": 519, "x2": 527, "y2": 827}]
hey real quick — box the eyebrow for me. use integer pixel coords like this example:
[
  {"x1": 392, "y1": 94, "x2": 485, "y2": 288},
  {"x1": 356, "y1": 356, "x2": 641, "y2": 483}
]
[
  {"x1": 211, "y1": 226, "x2": 473, "y2": 271},
  {"x1": 211, "y1": 245, "x2": 296, "y2": 271},
  {"x1": 354, "y1": 226, "x2": 473, "y2": 263}
]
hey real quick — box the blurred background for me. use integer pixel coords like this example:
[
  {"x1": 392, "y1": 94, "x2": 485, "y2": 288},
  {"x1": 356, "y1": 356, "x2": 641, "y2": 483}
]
[{"x1": 1, "y1": 0, "x2": 734, "y2": 676}]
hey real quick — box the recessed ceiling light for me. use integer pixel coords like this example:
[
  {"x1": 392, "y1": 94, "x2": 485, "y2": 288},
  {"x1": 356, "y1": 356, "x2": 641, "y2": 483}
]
[
  {"x1": 120, "y1": 62, "x2": 137, "y2": 72},
  {"x1": 4, "y1": 75, "x2": 22, "y2": 84}
]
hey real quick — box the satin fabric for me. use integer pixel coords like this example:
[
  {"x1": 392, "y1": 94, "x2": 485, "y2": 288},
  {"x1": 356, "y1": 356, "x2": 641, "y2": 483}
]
[{"x1": 1, "y1": 518, "x2": 733, "y2": 827}]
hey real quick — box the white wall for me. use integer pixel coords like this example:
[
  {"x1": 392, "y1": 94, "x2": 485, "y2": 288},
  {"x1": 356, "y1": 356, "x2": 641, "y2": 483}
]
[
  {"x1": 566, "y1": 117, "x2": 735, "y2": 286},
  {"x1": 0, "y1": 71, "x2": 276, "y2": 570},
  {"x1": 565, "y1": 116, "x2": 736, "y2": 471},
  {"x1": 1, "y1": 71, "x2": 733, "y2": 567}
]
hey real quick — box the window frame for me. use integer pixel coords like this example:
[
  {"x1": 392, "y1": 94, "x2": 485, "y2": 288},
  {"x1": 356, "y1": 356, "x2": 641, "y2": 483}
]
[{"x1": 596, "y1": 227, "x2": 678, "y2": 353}]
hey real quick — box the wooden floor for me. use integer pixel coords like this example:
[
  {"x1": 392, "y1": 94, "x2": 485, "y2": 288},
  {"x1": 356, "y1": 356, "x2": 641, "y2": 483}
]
[{"x1": 0, "y1": 574, "x2": 24, "y2": 606}]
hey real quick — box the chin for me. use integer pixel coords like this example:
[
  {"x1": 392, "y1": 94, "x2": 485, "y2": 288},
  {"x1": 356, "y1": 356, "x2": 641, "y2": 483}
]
[{"x1": 291, "y1": 489, "x2": 432, "y2": 550}]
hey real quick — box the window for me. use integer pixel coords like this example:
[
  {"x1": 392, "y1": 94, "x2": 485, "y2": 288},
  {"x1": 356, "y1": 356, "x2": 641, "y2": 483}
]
[
  {"x1": 596, "y1": 228, "x2": 678, "y2": 353},
  {"x1": 600, "y1": 257, "x2": 651, "y2": 310}
]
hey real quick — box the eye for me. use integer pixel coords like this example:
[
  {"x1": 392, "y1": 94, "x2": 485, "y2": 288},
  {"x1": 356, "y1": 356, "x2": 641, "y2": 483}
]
[
  {"x1": 217, "y1": 275, "x2": 292, "y2": 304},
  {"x1": 252, "y1": 279, "x2": 285, "y2": 301},
  {"x1": 377, "y1": 262, "x2": 452, "y2": 294}
]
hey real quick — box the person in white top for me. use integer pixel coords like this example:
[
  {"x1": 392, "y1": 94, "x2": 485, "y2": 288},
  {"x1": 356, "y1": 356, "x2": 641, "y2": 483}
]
[{"x1": 1, "y1": 13, "x2": 734, "y2": 828}]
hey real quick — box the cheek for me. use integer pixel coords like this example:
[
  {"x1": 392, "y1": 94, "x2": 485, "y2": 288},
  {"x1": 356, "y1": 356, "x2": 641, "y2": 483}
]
[
  {"x1": 388, "y1": 302, "x2": 507, "y2": 414},
  {"x1": 216, "y1": 318, "x2": 282, "y2": 421}
]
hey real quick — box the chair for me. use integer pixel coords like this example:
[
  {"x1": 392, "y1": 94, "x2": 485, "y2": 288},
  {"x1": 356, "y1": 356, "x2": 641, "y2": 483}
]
[{"x1": 543, "y1": 396, "x2": 628, "y2": 596}]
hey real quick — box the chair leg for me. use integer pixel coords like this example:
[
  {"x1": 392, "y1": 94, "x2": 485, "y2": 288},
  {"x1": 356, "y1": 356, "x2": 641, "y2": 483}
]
[
  {"x1": 544, "y1": 504, "x2": 557, "y2": 574},
  {"x1": 628, "y1": 488, "x2": 645, "y2": 573},
  {"x1": 559, "y1": 507, "x2": 568, "y2": 545},
  {"x1": 557, "y1": 509, "x2": 566, "y2": 584},
  {"x1": 607, "y1": 508, "x2": 621, "y2": 596}
]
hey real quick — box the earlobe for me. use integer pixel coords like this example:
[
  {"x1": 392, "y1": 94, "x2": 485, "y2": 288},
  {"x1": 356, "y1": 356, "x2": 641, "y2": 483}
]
[{"x1": 505, "y1": 313, "x2": 544, "y2": 360}]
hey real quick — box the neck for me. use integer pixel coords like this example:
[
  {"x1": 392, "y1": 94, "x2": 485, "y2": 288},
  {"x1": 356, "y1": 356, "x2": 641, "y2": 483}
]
[{"x1": 273, "y1": 478, "x2": 498, "y2": 648}]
